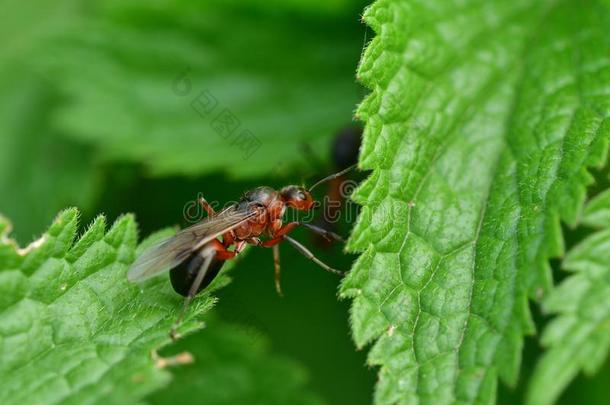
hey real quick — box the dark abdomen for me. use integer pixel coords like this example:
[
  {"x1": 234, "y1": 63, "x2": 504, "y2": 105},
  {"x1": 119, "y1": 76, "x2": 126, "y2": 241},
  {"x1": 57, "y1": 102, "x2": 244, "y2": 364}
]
[{"x1": 169, "y1": 249, "x2": 225, "y2": 296}]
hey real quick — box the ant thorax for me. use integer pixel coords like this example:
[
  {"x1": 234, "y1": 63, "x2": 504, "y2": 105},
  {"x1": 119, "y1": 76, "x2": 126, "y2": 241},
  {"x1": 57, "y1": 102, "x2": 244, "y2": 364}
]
[{"x1": 242, "y1": 186, "x2": 278, "y2": 206}]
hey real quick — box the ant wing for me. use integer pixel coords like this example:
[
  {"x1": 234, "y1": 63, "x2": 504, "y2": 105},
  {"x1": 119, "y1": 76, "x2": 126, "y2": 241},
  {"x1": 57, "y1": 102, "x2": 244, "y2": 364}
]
[{"x1": 127, "y1": 205, "x2": 255, "y2": 282}]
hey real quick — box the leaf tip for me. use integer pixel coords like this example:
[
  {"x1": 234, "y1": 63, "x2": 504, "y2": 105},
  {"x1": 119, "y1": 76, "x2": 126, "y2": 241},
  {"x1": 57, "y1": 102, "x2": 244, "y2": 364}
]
[
  {"x1": 55, "y1": 207, "x2": 80, "y2": 225},
  {"x1": 105, "y1": 213, "x2": 138, "y2": 245}
]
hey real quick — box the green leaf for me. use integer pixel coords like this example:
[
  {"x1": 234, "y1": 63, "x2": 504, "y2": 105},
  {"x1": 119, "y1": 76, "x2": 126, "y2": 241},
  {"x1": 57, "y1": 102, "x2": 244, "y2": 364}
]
[
  {"x1": 0, "y1": 0, "x2": 81, "y2": 65},
  {"x1": 40, "y1": 0, "x2": 364, "y2": 178},
  {"x1": 0, "y1": 210, "x2": 323, "y2": 404},
  {"x1": 0, "y1": 209, "x2": 213, "y2": 404},
  {"x1": 582, "y1": 188, "x2": 610, "y2": 228},
  {"x1": 341, "y1": 0, "x2": 610, "y2": 404},
  {"x1": 526, "y1": 196, "x2": 610, "y2": 405}
]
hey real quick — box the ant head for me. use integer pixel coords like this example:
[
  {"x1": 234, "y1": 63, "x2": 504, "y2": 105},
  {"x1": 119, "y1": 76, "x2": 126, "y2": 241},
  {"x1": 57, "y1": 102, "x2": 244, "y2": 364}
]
[{"x1": 280, "y1": 185, "x2": 316, "y2": 211}]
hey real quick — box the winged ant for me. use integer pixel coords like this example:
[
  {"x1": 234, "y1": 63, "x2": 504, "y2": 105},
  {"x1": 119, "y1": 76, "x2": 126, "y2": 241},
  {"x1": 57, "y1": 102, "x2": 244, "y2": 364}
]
[{"x1": 128, "y1": 166, "x2": 355, "y2": 339}]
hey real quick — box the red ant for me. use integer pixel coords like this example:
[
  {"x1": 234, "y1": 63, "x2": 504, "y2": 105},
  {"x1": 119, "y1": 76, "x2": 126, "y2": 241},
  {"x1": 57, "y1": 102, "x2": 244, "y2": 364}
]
[{"x1": 128, "y1": 166, "x2": 354, "y2": 339}]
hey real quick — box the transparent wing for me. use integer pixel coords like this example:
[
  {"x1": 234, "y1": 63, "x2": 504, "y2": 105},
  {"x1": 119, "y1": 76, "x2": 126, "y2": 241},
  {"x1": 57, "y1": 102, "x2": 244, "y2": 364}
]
[{"x1": 127, "y1": 206, "x2": 255, "y2": 282}]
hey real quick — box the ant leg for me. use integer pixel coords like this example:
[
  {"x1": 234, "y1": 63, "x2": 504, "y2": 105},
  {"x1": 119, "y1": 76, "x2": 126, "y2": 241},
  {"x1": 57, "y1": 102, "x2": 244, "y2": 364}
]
[
  {"x1": 198, "y1": 196, "x2": 236, "y2": 249},
  {"x1": 213, "y1": 241, "x2": 237, "y2": 260},
  {"x1": 234, "y1": 240, "x2": 247, "y2": 254},
  {"x1": 272, "y1": 245, "x2": 283, "y2": 297},
  {"x1": 260, "y1": 223, "x2": 301, "y2": 247},
  {"x1": 267, "y1": 222, "x2": 344, "y2": 244},
  {"x1": 282, "y1": 235, "x2": 343, "y2": 276},
  {"x1": 300, "y1": 223, "x2": 345, "y2": 243},
  {"x1": 198, "y1": 195, "x2": 216, "y2": 217},
  {"x1": 270, "y1": 222, "x2": 299, "y2": 239},
  {"x1": 261, "y1": 237, "x2": 282, "y2": 248},
  {"x1": 222, "y1": 231, "x2": 235, "y2": 248},
  {"x1": 170, "y1": 247, "x2": 215, "y2": 341},
  {"x1": 170, "y1": 242, "x2": 237, "y2": 340}
]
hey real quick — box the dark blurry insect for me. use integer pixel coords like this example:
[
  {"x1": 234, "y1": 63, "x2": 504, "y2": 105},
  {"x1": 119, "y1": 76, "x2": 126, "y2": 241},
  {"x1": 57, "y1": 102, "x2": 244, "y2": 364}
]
[
  {"x1": 127, "y1": 168, "x2": 353, "y2": 339},
  {"x1": 330, "y1": 125, "x2": 362, "y2": 170},
  {"x1": 302, "y1": 126, "x2": 362, "y2": 247}
]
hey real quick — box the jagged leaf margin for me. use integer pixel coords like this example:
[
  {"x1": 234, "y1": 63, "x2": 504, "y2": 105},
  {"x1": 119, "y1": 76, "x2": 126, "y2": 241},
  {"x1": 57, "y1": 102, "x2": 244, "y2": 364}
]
[
  {"x1": 341, "y1": 0, "x2": 610, "y2": 404},
  {"x1": 526, "y1": 191, "x2": 610, "y2": 405},
  {"x1": 0, "y1": 209, "x2": 216, "y2": 404}
]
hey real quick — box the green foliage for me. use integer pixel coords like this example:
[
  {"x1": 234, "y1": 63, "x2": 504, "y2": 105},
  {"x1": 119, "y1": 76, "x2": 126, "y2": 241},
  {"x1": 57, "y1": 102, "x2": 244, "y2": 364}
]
[
  {"x1": 341, "y1": 0, "x2": 610, "y2": 404},
  {"x1": 0, "y1": 73, "x2": 97, "y2": 243},
  {"x1": 0, "y1": 210, "x2": 319, "y2": 404},
  {"x1": 0, "y1": 0, "x2": 81, "y2": 64},
  {"x1": 151, "y1": 318, "x2": 323, "y2": 405},
  {"x1": 0, "y1": 0, "x2": 97, "y2": 242},
  {"x1": 0, "y1": 209, "x2": 189, "y2": 404},
  {"x1": 0, "y1": 0, "x2": 365, "y2": 240},
  {"x1": 527, "y1": 196, "x2": 610, "y2": 405},
  {"x1": 582, "y1": 189, "x2": 610, "y2": 228},
  {"x1": 5, "y1": 0, "x2": 610, "y2": 403},
  {"x1": 0, "y1": 1, "x2": 369, "y2": 403},
  {"x1": 38, "y1": 0, "x2": 364, "y2": 178},
  {"x1": 0, "y1": 0, "x2": 107, "y2": 242}
]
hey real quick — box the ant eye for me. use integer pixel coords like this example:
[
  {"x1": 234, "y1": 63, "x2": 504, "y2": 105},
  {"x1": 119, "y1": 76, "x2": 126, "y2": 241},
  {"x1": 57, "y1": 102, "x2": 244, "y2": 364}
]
[{"x1": 297, "y1": 191, "x2": 306, "y2": 200}]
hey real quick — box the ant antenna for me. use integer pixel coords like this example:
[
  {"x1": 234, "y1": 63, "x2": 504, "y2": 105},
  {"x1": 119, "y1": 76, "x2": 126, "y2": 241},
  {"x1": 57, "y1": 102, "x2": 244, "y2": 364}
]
[{"x1": 308, "y1": 164, "x2": 357, "y2": 192}]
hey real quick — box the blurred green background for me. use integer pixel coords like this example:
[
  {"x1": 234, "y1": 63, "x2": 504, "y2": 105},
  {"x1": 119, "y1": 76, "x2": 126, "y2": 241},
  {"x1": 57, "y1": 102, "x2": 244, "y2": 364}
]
[
  {"x1": 4, "y1": 1, "x2": 610, "y2": 404},
  {"x1": 1, "y1": 0, "x2": 375, "y2": 404}
]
